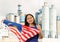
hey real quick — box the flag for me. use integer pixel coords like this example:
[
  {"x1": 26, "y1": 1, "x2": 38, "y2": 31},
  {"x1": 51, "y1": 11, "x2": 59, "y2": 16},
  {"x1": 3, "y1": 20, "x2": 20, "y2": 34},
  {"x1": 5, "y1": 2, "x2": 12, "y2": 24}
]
[
  {"x1": 9, "y1": 25, "x2": 39, "y2": 42},
  {"x1": 3, "y1": 20, "x2": 40, "y2": 42},
  {"x1": 3, "y1": 20, "x2": 22, "y2": 32}
]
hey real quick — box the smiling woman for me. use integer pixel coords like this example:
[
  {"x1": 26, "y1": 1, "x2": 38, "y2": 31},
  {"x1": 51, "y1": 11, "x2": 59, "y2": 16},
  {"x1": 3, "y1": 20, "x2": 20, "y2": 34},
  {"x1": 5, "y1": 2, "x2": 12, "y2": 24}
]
[{"x1": 25, "y1": 14, "x2": 43, "y2": 42}]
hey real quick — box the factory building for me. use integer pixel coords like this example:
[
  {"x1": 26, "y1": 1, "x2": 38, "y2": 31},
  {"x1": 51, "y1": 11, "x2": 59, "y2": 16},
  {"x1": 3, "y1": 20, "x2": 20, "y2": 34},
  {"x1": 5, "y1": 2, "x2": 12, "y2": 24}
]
[{"x1": 35, "y1": 2, "x2": 57, "y2": 38}]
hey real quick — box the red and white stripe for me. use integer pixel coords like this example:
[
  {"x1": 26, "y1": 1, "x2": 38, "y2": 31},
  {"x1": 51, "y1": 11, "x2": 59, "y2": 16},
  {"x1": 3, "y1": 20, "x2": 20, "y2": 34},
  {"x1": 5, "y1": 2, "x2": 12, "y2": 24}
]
[{"x1": 8, "y1": 25, "x2": 40, "y2": 42}]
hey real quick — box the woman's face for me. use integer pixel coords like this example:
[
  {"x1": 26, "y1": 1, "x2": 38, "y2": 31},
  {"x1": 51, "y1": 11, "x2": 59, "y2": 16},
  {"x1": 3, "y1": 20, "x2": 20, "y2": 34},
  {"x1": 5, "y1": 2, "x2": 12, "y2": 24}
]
[{"x1": 27, "y1": 15, "x2": 34, "y2": 24}]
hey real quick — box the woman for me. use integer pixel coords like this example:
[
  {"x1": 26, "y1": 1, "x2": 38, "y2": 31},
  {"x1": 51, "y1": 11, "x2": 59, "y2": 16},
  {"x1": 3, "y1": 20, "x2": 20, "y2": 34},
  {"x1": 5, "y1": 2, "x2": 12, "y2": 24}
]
[
  {"x1": 25, "y1": 14, "x2": 43, "y2": 42},
  {"x1": 2, "y1": 14, "x2": 43, "y2": 42}
]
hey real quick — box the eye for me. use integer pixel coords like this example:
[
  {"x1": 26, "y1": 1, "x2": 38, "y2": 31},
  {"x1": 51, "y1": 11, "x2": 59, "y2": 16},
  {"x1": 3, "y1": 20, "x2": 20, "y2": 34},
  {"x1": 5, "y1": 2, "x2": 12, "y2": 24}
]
[
  {"x1": 27, "y1": 17, "x2": 32, "y2": 20},
  {"x1": 27, "y1": 17, "x2": 31, "y2": 20}
]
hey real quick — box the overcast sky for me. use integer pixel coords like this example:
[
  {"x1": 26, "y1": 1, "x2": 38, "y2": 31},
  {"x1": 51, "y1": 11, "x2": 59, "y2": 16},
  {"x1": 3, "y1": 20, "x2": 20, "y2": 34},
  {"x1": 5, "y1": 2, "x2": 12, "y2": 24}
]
[{"x1": 0, "y1": 0, "x2": 60, "y2": 18}]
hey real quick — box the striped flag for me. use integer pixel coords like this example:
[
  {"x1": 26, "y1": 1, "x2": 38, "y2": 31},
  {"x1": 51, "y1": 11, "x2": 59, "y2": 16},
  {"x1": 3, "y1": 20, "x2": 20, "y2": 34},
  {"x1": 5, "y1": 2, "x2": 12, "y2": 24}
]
[
  {"x1": 9, "y1": 25, "x2": 40, "y2": 42},
  {"x1": 3, "y1": 20, "x2": 40, "y2": 42}
]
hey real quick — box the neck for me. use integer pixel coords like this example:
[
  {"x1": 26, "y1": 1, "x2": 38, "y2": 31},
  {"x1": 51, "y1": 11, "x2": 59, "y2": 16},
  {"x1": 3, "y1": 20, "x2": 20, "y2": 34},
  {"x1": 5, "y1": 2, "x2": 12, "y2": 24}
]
[{"x1": 29, "y1": 24, "x2": 34, "y2": 27}]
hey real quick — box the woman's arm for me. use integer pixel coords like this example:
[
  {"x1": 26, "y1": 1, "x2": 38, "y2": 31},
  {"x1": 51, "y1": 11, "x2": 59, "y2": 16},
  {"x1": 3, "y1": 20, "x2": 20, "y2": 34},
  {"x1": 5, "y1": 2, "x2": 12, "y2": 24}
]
[
  {"x1": 3, "y1": 20, "x2": 22, "y2": 26},
  {"x1": 37, "y1": 25, "x2": 43, "y2": 39},
  {"x1": 3, "y1": 20, "x2": 22, "y2": 32},
  {"x1": 3, "y1": 20, "x2": 13, "y2": 26}
]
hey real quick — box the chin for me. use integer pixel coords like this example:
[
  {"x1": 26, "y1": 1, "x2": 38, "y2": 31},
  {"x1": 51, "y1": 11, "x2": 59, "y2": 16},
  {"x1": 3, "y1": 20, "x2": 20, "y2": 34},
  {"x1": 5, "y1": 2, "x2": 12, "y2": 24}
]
[{"x1": 29, "y1": 22, "x2": 33, "y2": 24}]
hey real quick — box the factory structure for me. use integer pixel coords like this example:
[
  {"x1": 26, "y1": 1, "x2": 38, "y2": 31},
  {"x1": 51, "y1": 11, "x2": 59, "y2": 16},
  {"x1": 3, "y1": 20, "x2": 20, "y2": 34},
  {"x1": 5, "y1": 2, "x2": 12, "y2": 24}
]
[
  {"x1": 6, "y1": 5, "x2": 25, "y2": 25},
  {"x1": 6, "y1": 2, "x2": 60, "y2": 38},
  {"x1": 0, "y1": 2, "x2": 60, "y2": 42},
  {"x1": 56, "y1": 16, "x2": 60, "y2": 38},
  {"x1": 35, "y1": 2, "x2": 57, "y2": 38}
]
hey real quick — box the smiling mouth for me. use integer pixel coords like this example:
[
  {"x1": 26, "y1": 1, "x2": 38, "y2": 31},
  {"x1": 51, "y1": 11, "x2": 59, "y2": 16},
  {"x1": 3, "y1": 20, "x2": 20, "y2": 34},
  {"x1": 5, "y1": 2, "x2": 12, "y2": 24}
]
[{"x1": 29, "y1": 20, "x2": 32, "y2": 22}]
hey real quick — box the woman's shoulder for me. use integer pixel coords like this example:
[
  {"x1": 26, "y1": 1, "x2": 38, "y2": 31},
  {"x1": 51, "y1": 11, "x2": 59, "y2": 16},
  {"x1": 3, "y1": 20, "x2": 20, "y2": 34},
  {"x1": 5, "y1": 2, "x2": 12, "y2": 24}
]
[
  {"x1": 36, "y1": 24, "x2": 41, "y2": 28},
  {"x1": 36, "y1": 24, "x2": 42, "y2": 30}
]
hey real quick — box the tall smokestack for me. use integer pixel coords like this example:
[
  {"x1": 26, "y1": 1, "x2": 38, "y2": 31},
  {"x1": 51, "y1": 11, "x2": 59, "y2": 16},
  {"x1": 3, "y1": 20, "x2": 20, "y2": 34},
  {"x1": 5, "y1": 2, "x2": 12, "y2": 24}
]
[
  {"x1": 18, "y1": 5, "x2": 21, "y2": 15},
  {"x1": 42, "y1": 2, "x2": 49, "y2": 38}
]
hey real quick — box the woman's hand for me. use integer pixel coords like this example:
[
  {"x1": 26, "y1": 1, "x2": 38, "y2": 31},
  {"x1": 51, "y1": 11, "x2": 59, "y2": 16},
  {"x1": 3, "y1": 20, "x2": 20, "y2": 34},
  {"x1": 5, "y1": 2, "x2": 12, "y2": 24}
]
[
  {"x1": 1, "y1": 18, "x2": 5, "y2": 23},
  {"x1": 37, "y1": 24, "x2": 43, "y2": 39},
  {"x1": 39, "y1": 33, "x2": 43, "y2": 39},
  {"x1": 0, "y1": 19, "x2": 4, "y2": 24}
]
